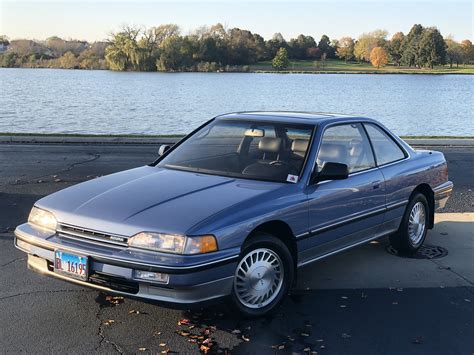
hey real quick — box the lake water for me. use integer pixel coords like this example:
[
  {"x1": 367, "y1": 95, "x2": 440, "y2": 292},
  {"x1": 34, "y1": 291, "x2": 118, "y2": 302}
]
[{"x1": 0, "y1": 68, "x2": 472, "y2": 136}]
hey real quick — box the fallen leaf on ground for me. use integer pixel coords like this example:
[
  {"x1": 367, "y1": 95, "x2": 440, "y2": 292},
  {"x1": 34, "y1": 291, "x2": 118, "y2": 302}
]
[
  {"x1": 128, "y1": 309, "x2": 140, "y2": 314},
  {"x1": 242, "y1": 335, "x2": 250, "y2": 342},
  {"x1": 464, "y1": 299, "x2": 471, "y2": 303},
  {"x1": 339, "y1": 305, "x2": 347, "y2": 308},
  {"x1": 176, "y1": 330, "x2": 191, "y2": 337},
  {"x1": 200, "y1": 345, "x2": 211, "y2": 354},
  {"x1": 341, "y1": 296, "x2": 348, "y2": 299},
  {"x1": 160, "y1": 343, "x2": 167, "y2": 347},
  {"x1": 138, "y1": 347, "x2": 146, "y2": 351},
  {"x1": 103, "y1": 319, "x2": 115, "y2": 326},
  {"x1": 178, "y1": 319, "x2": 190, "y2": 326},
  {"x1": 301, "y1": 332, "x2": 310, "y2": 337},
  {"x1": 342, "y1": 333, "x2": 351, "y2": 339}
]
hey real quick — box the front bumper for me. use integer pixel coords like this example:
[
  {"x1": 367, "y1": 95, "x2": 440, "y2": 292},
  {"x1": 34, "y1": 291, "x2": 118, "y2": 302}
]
[
  {"x1": 434, "y1": 181, "x2": 454, "y2": 210},
  {"x1": 14, "y1": 223, "x2": 239, "y2": 304}
]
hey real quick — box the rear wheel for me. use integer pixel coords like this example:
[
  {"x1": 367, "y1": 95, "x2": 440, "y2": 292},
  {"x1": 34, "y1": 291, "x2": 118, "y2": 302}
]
[
  {"x1": 390, "y1": 193, "x2": 429, "y2": 255},
  {"x1": 231, "y1": 233, "x2": 294, "y2": 317}
]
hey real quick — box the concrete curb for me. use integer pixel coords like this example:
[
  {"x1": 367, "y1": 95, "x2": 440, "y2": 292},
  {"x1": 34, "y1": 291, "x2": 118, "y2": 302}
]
[{"x1": 0, "y1": 135, "x2": 473, "y2": 147}]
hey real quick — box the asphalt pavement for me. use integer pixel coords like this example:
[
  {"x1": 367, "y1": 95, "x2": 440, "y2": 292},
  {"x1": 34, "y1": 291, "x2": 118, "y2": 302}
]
[{"x1": 0, "y1": 143, "x2": 473, "y2": 354}]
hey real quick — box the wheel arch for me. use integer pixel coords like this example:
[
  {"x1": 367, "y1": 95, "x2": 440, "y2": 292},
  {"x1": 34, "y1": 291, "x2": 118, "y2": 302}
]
[
  {"x1": 244, "y1": 220, "x2": 298, "y2": 270},
  {"x1": 411, "y1": 183, "x2": 435, "y2": 228}
]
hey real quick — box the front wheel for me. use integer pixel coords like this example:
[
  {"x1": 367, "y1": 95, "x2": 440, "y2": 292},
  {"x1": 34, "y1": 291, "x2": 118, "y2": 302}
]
[
  {"x1": 231, "y1": 233, "x2": 294, "y2": 317},
  {"x1": 390, "y1": 193, "x2": 429, "y2": 255}
]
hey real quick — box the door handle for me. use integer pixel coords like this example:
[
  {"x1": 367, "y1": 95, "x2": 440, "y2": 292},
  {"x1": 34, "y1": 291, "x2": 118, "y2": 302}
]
[{"x1": 372, "y1": 181, "x2": 380, "y2": 189}]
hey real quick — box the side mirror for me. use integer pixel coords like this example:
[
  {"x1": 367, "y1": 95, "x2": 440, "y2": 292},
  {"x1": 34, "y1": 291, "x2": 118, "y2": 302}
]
[
  {"x1": 311, "y1": 162, "x2": 349, "y2": 184},
  {"x1": 158, "y1": 144, "x2": 171, "y2": 156}
]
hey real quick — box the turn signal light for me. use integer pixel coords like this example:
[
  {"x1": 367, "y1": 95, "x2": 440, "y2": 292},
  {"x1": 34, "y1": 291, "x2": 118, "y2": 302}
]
[{"x1": 185, "y1": 235, "x2": 218, "y2": 254}]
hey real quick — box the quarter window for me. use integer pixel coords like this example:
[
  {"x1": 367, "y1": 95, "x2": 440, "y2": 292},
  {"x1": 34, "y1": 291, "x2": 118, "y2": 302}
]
[
  {"x1": 364, "y1": 124, "x2": 406, "y2": 165},
  {"x1": 317, "y1": 123, "x2": 375, "y2": 173}
]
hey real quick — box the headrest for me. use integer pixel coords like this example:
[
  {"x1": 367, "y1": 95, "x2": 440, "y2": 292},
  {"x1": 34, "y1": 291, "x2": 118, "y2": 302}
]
[
  {"x1": 318, "y1": 143, "x2": 346, "y2": 161},
  {"x1": 291, "y1": 139, "x2": 309, "y2": 153},
  {"x1": 258, "y1": 137, "x2": 282, "y2": 153}
]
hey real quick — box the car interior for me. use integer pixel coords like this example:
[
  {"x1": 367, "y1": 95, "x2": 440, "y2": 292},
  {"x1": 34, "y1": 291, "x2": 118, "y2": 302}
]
[{"x1": 159, "y1": 122, "x2": 313, "y2": 182}]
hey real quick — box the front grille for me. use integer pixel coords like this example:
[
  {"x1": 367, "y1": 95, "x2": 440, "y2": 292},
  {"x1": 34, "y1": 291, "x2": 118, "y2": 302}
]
[
  {"x1": 57, "y1": 224, "x2": 128, "y2": 247},
  {"x1": 89, "y1": 272, "x2": 139, "y2": 294}
]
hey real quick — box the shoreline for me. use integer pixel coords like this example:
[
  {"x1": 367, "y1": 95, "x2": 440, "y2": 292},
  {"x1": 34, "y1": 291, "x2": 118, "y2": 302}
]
[
  {"x1": 1, "y1": 67, "x2": 473, "y2": 75},
  {"x1": 1, "y1": 133, "x2": 473, "y2": 147}
]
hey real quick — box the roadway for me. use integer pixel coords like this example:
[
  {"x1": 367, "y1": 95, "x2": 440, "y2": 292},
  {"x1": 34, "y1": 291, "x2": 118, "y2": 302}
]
[{"x1": 0, "y1": 143, "x2": 472, "y2": 354}]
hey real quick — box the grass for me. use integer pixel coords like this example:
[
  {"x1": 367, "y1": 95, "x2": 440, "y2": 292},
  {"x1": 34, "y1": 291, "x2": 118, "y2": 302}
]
[{"x1": 250, "y1": 59, "x2": 474, "y2": 74}]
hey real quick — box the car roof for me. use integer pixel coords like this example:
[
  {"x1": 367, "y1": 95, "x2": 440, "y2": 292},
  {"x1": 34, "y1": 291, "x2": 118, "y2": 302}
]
[{"x1": 216, "y1": 111, "x2": 370, "y2": 125}]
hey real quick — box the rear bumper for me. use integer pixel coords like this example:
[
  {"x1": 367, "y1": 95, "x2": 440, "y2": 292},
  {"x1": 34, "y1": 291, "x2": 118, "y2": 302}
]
[
  {"x1": 433, "y1": 181, "x2": 453, "y2": 210},
  {"x1": 14, "y1": 224, "x2": 238, "y2": 304}
]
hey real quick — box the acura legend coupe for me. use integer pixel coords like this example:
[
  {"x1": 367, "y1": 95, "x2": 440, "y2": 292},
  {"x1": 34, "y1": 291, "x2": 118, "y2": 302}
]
[{"x1": 14, "y1": 112, "x2": 453, "y2": 316}]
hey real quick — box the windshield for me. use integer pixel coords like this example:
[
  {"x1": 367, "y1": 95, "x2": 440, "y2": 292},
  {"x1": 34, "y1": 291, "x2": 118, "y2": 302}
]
[{"x1": 157, "y1": 119, "x2": 314, "y2": 183}]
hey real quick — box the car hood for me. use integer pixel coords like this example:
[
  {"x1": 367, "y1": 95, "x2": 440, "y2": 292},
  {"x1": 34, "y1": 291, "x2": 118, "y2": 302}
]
[{"x1": 36, "y1": 166, "x2": 282, "y2": 236}]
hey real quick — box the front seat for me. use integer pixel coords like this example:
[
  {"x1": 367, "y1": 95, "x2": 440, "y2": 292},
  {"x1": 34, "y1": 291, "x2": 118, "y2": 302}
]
[{"x1": 242, "y1": 137, "x2": 293, "y2": 180}]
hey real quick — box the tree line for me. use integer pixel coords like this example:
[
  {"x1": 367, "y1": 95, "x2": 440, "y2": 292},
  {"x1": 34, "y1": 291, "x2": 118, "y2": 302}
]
[{"x1": 0, "y1": 23, "x2": 473, "y2": 71}]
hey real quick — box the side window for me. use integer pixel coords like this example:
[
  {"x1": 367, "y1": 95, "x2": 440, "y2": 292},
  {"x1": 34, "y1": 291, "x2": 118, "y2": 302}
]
[
  {"x1": 317, "y1": 123, "x2": 375, "y2": 173},
  {"x1": 364, "y1": 124, "x2": 406, "y2": 166}
]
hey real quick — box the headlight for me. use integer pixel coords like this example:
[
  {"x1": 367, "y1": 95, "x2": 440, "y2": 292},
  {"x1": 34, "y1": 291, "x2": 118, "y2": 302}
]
[
  {"x1": 28, "y1": 206, "x2": 57, "y2": 231},
  {"x1": 128, "y1": 232, "x2": 217, "y2": 254}
]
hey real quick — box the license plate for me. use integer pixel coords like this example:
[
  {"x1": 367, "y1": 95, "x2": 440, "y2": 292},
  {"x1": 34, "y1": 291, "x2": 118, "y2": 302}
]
[{"x1": 54, "y1": 250, "x2": 88, "y2": 280}]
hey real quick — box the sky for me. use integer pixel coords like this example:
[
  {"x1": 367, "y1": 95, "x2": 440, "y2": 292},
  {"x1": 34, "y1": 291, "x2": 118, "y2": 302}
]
[{"x1": 1, "y1": 0, "x2": 472, "y2": 42}]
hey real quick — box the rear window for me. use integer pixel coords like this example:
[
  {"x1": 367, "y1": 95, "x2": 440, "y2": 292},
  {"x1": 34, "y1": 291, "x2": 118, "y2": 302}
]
[{"x1": 364, "y1": 123, "x2": 406, "y2": 165}]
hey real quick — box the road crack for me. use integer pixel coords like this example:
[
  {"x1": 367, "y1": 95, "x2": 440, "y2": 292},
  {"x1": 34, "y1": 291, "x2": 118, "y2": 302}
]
[
  {"x1": 0, "y1": 288, "x2": 92, "y2": 301},
  {"x1": 3, "y1": 153, "x2": 101, "y2": 187},
  {"x1": 0, "y1": 257, "x2": 26, "y2": 268},
  {"x1": 429, "y1": 259, "x2": 474, "y2": 286},
  {"x1": 95, "y1": 295, "x2": 124, "y2": 354}
]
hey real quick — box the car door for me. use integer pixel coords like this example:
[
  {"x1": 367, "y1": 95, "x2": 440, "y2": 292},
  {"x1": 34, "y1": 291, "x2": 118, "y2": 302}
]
[
  {"x1": 363, "y1": 123, "x2": 410, "y2": 234},
  {"x1": 298, "y1": 122, "x2": 386, "y2": 266}
]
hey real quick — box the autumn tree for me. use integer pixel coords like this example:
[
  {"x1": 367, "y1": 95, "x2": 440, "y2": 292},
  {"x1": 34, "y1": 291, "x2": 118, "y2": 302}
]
[
  {"x1": 460, "y1": 40, "x2": 474, "y2": 64},
  {"x1": 105, "y1": 25, "x2": 142, "y2": 70},
  {"x1": 445, "y1": 39, "x2": 463, "y2": 68},
  {"x1": 370, "y1": 47, "x2": 388, "y2": 68},
  {"x1": 354, "y1": 30, "x2": 387, "y2": 62},
  {"x1": 336, "y1": 37, "x2": 355, "y2": 62},
  {"x1": 58, "y1": 51, "x2": 78, "y2": 69},
  {"x1": 387, "y1": 32, "x2": 405, "y2": 66},
  {"x1": 272, "y1": 47, "x2": 289, "y2": 70}
]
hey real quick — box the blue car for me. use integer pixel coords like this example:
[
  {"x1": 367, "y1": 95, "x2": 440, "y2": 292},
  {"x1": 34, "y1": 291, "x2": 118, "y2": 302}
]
[{"x1": 14, "y1": 112, "x2": 453, "y2": 316}]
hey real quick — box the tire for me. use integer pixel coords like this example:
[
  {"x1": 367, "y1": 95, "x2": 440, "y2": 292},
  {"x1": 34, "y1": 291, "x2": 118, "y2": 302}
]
[
  {"x1": 231, "y1": 232, "x2": 294, "y2": 317},
  {"x1": 390, "y1": 193, "x2": 429, "y2": 255}
]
